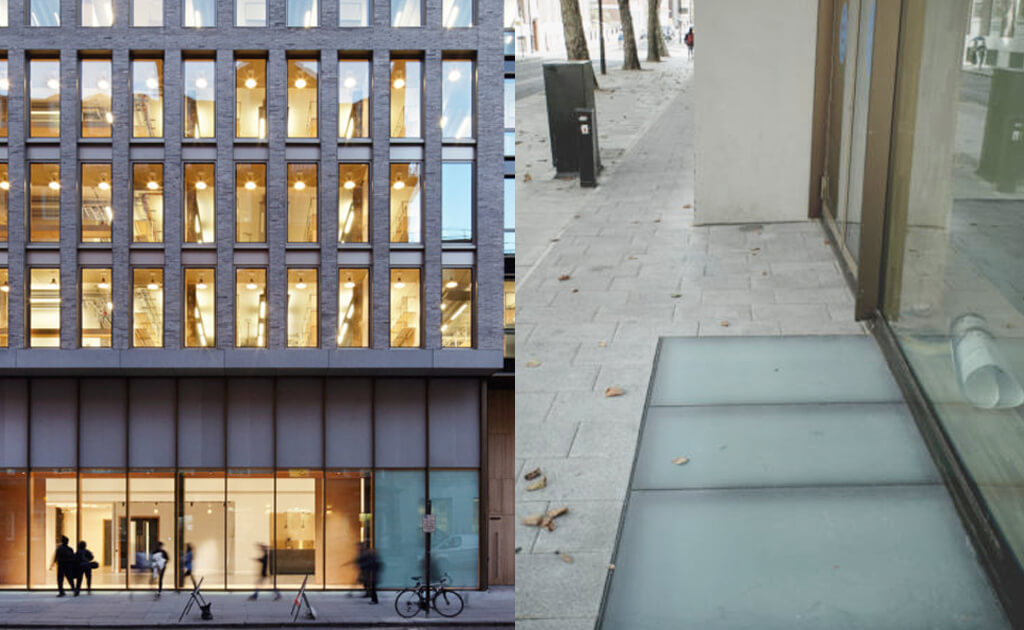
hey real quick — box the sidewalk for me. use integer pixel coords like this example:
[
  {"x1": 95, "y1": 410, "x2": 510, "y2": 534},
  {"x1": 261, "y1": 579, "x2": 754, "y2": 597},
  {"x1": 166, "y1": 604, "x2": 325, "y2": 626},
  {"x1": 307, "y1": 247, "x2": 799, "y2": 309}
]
[
  {"x1": 514, "y1": 49, "x2": 863, "y2": 629},
  {"x1": 0, "y1": 588, "x2": 513, "y2": 628}
]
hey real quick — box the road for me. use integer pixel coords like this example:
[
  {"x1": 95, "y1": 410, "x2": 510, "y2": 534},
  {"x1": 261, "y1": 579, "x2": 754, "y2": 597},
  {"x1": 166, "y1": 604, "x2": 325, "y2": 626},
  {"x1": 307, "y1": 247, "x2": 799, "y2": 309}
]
[
  {"x1": 515, "y1": 57, "x2": 549, "y2": 100},
  {"x1": 961, "y1": 68, "x2": 991, "y2": 106}
]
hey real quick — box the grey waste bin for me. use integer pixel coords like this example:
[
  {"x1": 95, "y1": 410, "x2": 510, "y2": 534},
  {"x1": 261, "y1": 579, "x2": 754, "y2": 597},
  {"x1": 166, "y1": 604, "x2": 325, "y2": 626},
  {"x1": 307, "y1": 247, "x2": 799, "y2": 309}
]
[
  {"x1": 977, "y1": 68, "x2": 1024, "y2": 192},
  {"x1": 543, "y1": 61, "x2": 603, "y2": 178}
]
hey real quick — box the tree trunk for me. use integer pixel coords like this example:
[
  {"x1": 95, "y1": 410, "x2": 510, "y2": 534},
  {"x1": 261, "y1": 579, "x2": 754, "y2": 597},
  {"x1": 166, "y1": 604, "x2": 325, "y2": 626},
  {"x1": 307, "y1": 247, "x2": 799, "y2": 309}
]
[
  {"x1": 656, "y1": 2, "x2": 670, "y2": 57},
  {"x1": 618, "y1": 0, "x2": 642, "y2": 69},
  {"x1": 559, "y1": 0, "x2": 591, "y2": 60},
  {"x1": 647, "y1": 0, "x2": 661, "y2": 61}
]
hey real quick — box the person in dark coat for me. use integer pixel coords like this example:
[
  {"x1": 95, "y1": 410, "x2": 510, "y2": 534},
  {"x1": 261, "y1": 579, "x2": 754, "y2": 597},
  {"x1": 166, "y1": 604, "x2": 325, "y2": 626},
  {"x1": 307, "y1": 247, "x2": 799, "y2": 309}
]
[
  {"x1": 73, "y1": 541, "x2": 95, "y2": 596},
  {"x1": 248, "y1": 543, "x2": 280, "y2": 600},
  {"x1": 50, "y1": 536, "x2": 75, "y2": 597},
  {"x1": 151, "y1": 541, "x2": 169, "y2": 596},
  {"x1": 355, "y1": 542, "x2": 380, "y2": 604},
  {"x1": 181, "y1": 543, "x2": 195, "y2": 588}
]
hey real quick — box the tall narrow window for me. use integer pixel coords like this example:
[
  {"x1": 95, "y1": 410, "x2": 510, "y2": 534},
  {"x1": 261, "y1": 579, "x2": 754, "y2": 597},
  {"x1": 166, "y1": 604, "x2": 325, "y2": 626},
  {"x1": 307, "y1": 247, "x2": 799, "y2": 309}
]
[
  {"x1": 236, "y1": 163, "x2": 266, "y2": 242},
  {"x1": 442, "y1": 59, "x2": 473, "y2": 139},
  {"x1": 30, "y1": 0, "x2": 60, "y2": 25},
  {"x1": 338, "y1": 163, "x2": 369, "y2": 243},
  {"x1": 441, "y1": 268, "x2": 472, "y2": 348},
  {"x1": 81, "y1": 0, "x2": 113, "y2": 25},
  {"x1": 338, "y1": 60, "x2": 370, "y2": 139},
  {"x1": 288, "y1": 269, "x2": 318, "y2": 347},
  {"x1": 0, "y1": 0, "x2": 6, "y2": 26},
  {"x1": 184, "y1": 0, "x2": 214, "y2": 26},
  {"x1": 30, "y1": 163, "x2": 60, "y2": 242},
  {"x1": 390, "y1": 269, "x2": 420, "y2": 347},
  {"x1": 287, "y1": 59, "x2": 319, "y2": 138},
  {"x1": 0, "y1": 59, "x2": 8, "y2": 138},
  {"x1": 443, "y1": 0, "x2": 470, "y2": 27},
  {"x1": 503, "y1": 279, "x2": 514, "y2": 358},
  {"x1": 391, "y1": 0, "x2": 419, "y2": 26},
  {"x1": 133, "y1": 164, "x2": 163, "y2": 242},
  {"x1": 390, "y1": 59, "x2": 421, "y2": 138},
  {"x1": 288, "y1": 164, "x2": 318, "y2": 242},
  {"x1": 0, "y1": 269, "x2": 8, "y2": 347},
  {"x1": 132, "y1": 0, "x2": 162, "y2": 26},
  {"x1": 29, "y1": 268, "x2": 60, "y2": 347},
  {"x1": 235, "y1": 268, "x2": 266, "y2": 347},
  {"x1": 133, "y1": 268, "x2": 163, "y2": 347},
  {"x1": 81, "y1": 268, "x2": 112, "y2": 347},
  {"x1": 504, "y1": 177, "x2": 514, "y2": 254},
  {"x1": 339, "y1": 0, "x2": 369, "y2": 26},
  {"x1": 185, "y1": 164, "x2": 215, "y2": 243},
  {"x1": 184, "y1": 59, "x2": 215, "y2": 139},
  {"x1": 29, "y1": 58, "x2": 60, "y2": 137},
  {"x1": 390, "y1": 163, "x2": 421, "y2": 243},
  {"x1": 338, "y1": 268, "x2": 369, "y2": 347},
  {"x1": 236, "y1": 0, "x2": 266, "y2": 26},
  {"x1": 287, "y1": 0, "x2": 317, "y2": 26},
  {"x1": 442, "y1": 162, "x2": 472, "y2": 241},
  {"x1": 236, "y1": 58, "x2": 267, "y2": 139},
  {"x1": 81, "y1": 163, "x2": 113, "y2": 242},
  {"x1": 132, "y1": 58, "x2": 163, "y2": 138},
  {"x1": 184, "y1": 268, "x2": 214, "y2": 347},
  {"x1": 0, "y1": 163, "x2": 7, "y2": 241},
  {"x1": 81, "y1": 59, "x2": 113, "y2": 137}
]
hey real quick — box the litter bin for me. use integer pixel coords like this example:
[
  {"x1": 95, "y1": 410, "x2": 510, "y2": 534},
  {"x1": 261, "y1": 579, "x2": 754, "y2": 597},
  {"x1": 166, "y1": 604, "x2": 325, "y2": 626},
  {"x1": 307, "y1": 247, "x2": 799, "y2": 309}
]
[
  {"x1": 543, "y1": 61, "x2": 603, "y2": 178},
  {"x1": 977, "y1": 68, "x2": 1024, "y2": 192}
]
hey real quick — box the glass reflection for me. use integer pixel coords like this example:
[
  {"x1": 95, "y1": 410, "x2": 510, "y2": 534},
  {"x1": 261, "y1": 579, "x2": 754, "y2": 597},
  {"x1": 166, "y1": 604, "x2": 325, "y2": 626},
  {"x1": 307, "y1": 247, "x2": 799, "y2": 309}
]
[
  {"x1": 374, "y1": 470, "x2": 424, "y2": 587},
  {"x1": 390, "y1": 60, "x2": 421, "y2": 138},
  {"x1": 184, "y1": 60, "x2": 215, "y2": 139},
  {"x1": 133, "y1": 0, "x2": 162, "y2": 26},
  {"x1": 0, "y1": 268, "x2": 8, "y2": 348},
  {"x1": 275, "y1": 471, "x2": 322, "y2": 587},
  {"x1": 30, "y1": 0, "x2": 60, "y2": 26},
  {"x1": 442, "y1": 162, "x2": 472, "y2": 241},
  {"x1": 133, "y1": 164, "x2": 163, "y2": 243},
  {"x1": 287, "y1": 0, "x2": 317, "y2": 27},
  {"x1": 287, "y1": 164, "x2": 318, "y2": 242},
  {"x1": 338, "y1": 268, "x2": 369, "y2": 347},
  {"x1": 185, "y1": 164, "x2": 215, "y2": 243},
  {"x1": 81, "y1": 60, "x2": 113, "y2": 137},
  {"x1": 236, "y1": 268, "x2": 267, "y2": 348},
  {"x1": 390, "y1": 268, "x2": 420, "y2": 347},
  {"x1": 226, "y1": 470, "x2": 274, "y2": 589},
  {"x1": 29, "y1": 268, "x2": 60, "y2": 347},
  {"x1": 441, "y1": 268, "x2": 472, "y2": 348},
  {"x1": 0, "y1": 472, "x2": 27, "y2": 587},
  {"x1": 0, "y1": 60, "x2": 8, "y2": 138},
  {"x1": 338, "y1": 60, "x2": 370, "y2": 139},
  {"x1": 338, "y1": 163, "x2": 369, "y2": 243},
  {"x1": 443, "y1": 0, "x2": 471, "y2": 27},
  {"x1": 132, "y1": 59, "x2": 163, "y2": 138},
  {"x1": 30, "y1": 472, "x2": 76, "y2": 588},
  {"x1": 391, "y1": 0, "x2": 419, "y2": 27},
  {"x1": 30, "y1": 163, "x2": 61, "y2": 243},
  {"x1": 390, "y1": 163, "x2": 421, "y2": 243},
  {"x1": 236, "y1": 0, "x2": 266, "y2": 26},
  {"x1": 184, "y1": 0, "x2": 214, "y2": 26},
  {"x1": 127, "y1": 472, "x2": 175, "y2": 590},
  {"x1": 442, "y1": 60, "x2": 473, "y2": 138},
  {"x1": 0, "y1": 163, "x2": 7, "y2": 241},
  {"x1": 132, "y1": 268, "x2": 163, "y2": 347},
  {"x1": 182, "y1": 472, "x2": 225, "y2": 588},
  {"x1": 81, "y1": 268, "x2": 113, "y2": 348},
  {"x1": 428, "y1": 471, "x2": 478, "y2": 587},
  {"x1": 325, "y1": 471, "x2": 371, "y2": 588},
  {"x1": 504, "y1": 178, "x2": 514, "y2": 254},
  {"x1": 287, "y1": 269, "x2": 318, "y2": 347},
  {"x1": 79, "y1": 472, "x2": 125, "y2": 589},
  {"x1": 81, "y1": 163, "x2": 113, "y2": 243},
  {"x1": 81, "y1": 0, "x2": 114, "y2": 26},
  {"x1": 339, "y1": 0, "x2": 369, "y2": 26},
  {"x1": 30, "y1": 59, "x2": 60, "y2": 138}
]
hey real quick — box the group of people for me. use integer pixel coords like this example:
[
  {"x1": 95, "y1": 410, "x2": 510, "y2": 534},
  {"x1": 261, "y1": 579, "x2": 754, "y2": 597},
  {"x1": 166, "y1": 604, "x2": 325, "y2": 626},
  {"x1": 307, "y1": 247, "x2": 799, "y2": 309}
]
[{"x1": 50, "y1": 537, "x2": 96, "y2": 597}]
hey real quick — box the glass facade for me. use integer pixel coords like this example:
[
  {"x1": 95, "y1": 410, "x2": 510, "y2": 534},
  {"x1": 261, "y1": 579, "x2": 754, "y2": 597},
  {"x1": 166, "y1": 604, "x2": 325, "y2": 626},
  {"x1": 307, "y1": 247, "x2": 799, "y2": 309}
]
[
  {"x1": 81, "y1": 268, "x2": 113, "y2": 347},
  {"x1": 390, "y1": 59, "x2": 421, "y2": 138},
  {"x1": 30, "y1": 0, "x2": 60, "y2": 26},
  {"x1": 184, "y1": 269, "x2": 214, "y2": 347},
  {"x1": 288, "y1": 59, "x2": 319, "y2": 138},
  {"x1": 0, "y1": 268, "x2": 8, "y2": 347},
  {"x1": 442, "y1": 162, "x2": 473, "y2": 241},
  {"x1": 236, "y1": 58, "x2": 267, "y2": 139},
  {"x1": 287, "y1": 269, "x2": 318, "y2": 347},
  {"x1": 391, "y1": 0, "x2": 420, "y2": 27},
  {"x1": 287, "y1": 0, "x2": 318, "y2": 27},
  {"x1": 503, "y1": 279, "x2": 514, "y2": 359},
  {"x1": 29, "y1": 163, "x2": 60, "y2": 243},
  {"x1": 184, "y1": 60, "x2": 215, "y2": 139},
  {"x1": 236, "y1": 269, "x2": 267, "y2": 347},
  {"x1": 133, "y1": 0, "x2": 162, "y2": 27},
  {"x1": 338, "y1": 163, "x2": 369, "y2": 242},
  {"x1": 338, "y1": 60, "x2": 370, "y2": 139},
  {"x1": 443, "y1": 0, "x2": 471, "y2": 27},
  {"x1": 441, "y1": 268, "x2": 472, "y2": 348},
  {"x1": 339, "y1": 0, "x2": 369, "y2": 27},
  {"x1": 0, "y1": 163, "x2": 7, "y2": 240},
  {"x1": 0, "y1": 59, "x2": 8, "y2": 138},
  {"x1": 236, "y1": 0, "x2": 266, "y2": 27},
  {"x1": 390, "y1": 163, "x2": 421, "y2": 243},
  {"x1": 81, "y1": 59, "x2": 112, "y2": 137},
  {"x1": 184, "y1": 0, "x2": 215, "y2": 27},
  {"x1": 185, "y1": 164, "x2": 215, "y2": 243},
  {"x1": 390, "y1": 268, "x2": 420, "y2": 348},
  {"x1": 29, "y1": 269, "x2": 60, "y2": 347},
  {"x1": 81, "y1": 0, "x2": 114, "y2": 26},
  {"x1": 133, "y1": 164, "x2": 163, "y2": 243}
]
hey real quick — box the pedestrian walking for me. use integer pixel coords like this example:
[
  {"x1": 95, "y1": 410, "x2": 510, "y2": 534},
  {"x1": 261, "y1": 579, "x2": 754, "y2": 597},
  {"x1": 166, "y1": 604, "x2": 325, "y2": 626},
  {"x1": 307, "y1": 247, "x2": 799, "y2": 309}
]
[
  {"x1": 248, "y1": 543, "x2": 280, "y2": 600},
  {"x1": 50, "y1": 536, "x2": 75, "y2": 597},
  {"x1": 182, "y1": 543, "x2": 195, "y2": 588},
  {"x1": 685, "y1": 26, "x2": 694, "y2": 58},
  {"x1": 355, "y1": 542, "x2": 380, "y2": 604},
  {"x1": 151, "y1": 541, "x2": 169, "y2": 596},
  {"x1": 73, "y1": 541, "x2": 96, "y2": 596}
]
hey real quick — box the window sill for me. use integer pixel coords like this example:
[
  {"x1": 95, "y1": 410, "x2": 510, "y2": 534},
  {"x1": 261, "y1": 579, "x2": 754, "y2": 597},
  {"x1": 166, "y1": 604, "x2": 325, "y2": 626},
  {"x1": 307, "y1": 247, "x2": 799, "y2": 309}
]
[
  {"x1": 390, "y1": 138, "x2": 425, "y2": 145},
  {"x1": 285, "y1": 243, "x2": 321, "y2": 249}
]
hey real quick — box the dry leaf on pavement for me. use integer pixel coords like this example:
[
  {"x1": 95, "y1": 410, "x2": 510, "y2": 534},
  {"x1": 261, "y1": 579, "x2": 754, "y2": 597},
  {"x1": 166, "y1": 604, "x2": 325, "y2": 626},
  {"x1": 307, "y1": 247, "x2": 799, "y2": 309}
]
[
  {"x1": 523, "y1": 173, "x2": 532, "y2": 182},
  {"x1": 521, "y1": 514, "x2": 543, "y2": 527},
  {"x1": 598, "y1": 341, "x2": 608, "y2": 347},
  {"x1": 558, "y1": 274, "x2": 571, "y2": 281},
  {"x1": 683, "y1": 204, "x2": 692, "y2": 209},
  {"x1": 672, "y1": 456, "x2": 690, "y2": 465},
  {"x1": 604, "y1": 386, "x2": 625, "y2": 398},
  {"x1": 720, "y1": 321, "x2": 730, "y2": 327},
  {"x1": 526, "y1": 476, "x2": 547, "y2": 492},
  {"x1": 557, "y1": 552, "x2": 574, "y2": 564},
  {"x1": 523, "y1": 467, "x2": 542, "y2": 480},
  {"x1": 525, "y1": 360, "x2": 542, "y2": 368}
]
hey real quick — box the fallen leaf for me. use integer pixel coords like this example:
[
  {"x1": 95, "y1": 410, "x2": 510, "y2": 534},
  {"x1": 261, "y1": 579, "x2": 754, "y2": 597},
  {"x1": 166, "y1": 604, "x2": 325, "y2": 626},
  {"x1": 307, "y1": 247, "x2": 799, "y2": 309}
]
[
  {"x1": 526, "y1": 476, "x2": 547, "y2": 492},
  {"x1": 556, "y1": 551, "x2": 574, "y2": 564},
  {"x1": 751, "y1": 248, "x2": 760, "y2": 252},
  {"x1": 525, "y1": 360, "x2": 542, "y2": 368},
  {"x1": 654, "y1": 218, "x2": 661, "y2": 223},
  {"x1": 521, "y1": 515, "x2": 543, "y2": 527},
  {"x1": 683, "y1": 204, "x2": 692, "y2": 209},
  {"x1": 720, "y1": 321, "x2": 730, "y2": 327},
  {"x1": 604, "y1": 386, "x2": 625, "y2": 398},
  {"x1": 545, "y1": 521, "x2": 557, "y2": 532},
  {"x1": 523, "y1": 173, "x2": 532, "y2": 182},
  {"x1": 627, "y1": 255, "x2": 637, "y2": 260},
  {"x1": 609, "y1": 564, "x2": 616, "y2": 570},
  {"x1": 574, "y1": 214, "x2": 581, "y2": 219},
  {"x1": 524, "y1": 467, "x2": 542, "y2": 480},
  {"x1": 671, "y1": 293, "x2": 682, "y2": 298},
  {"x1": 558, "y1": 274, "x2": 571, "y2": 281},
  {"x1": 550, "y1": 238, "x2": 560, "y2": 242},
  {"x1": 598, "y1": 341, "x2": 608, "y2": 347},
  {"x1": 672, "y1": 456, "x2": 690, "y2": 465},
  {"x1": 762, "y1": 271, "x2": 768, "y2": 276},
  {"x1": 571, "y1": 288, "x2": 579, "y2": 293}
]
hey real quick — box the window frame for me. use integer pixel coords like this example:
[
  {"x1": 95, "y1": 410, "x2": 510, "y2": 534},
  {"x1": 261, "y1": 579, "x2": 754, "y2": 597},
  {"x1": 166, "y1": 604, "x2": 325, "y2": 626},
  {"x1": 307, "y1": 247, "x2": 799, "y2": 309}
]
[
  {"x1": 131, "y1": 54, "x2": 165, "y2": 139},
  {"x1": 338, "y1": 0, "x2": 371, "y2": 27},
  {"x1": 390, "y1": 0, "x2": 423, "y2": 27},
  {"x1": 27, "y1": 56, "x2": 61, "y2": 139},
  {"x1": 130, "y1": 266, "x2": 165, "y2": 348},
  {"x1": 389, "y1": 56, "x2": 423, "y2": 140},
  {"x1": 441, "y1": 56, "x2": 475, "y2": 141},
  {"x1": 440, "y1": 266, "x2": 474, "y2": 349},
  {"x1": 79, "y1": 161, "x2": 114, "y2": 244},
  {"x1": 234, "y1": 266, "x2": 268, "y2": 348},
  {"x1": 441, "y1": 160, "x2": 474, "y2": 243},
  {"x1": 286, "y1": 56, "x2": 321, "y2": 139},
  {"x1": 79, "y1": 56, "x2": 114, "y2": 139},
  {"x1": 338, "y1": 160, "x2": 372, "y2": 244},
  {"x1": 183, "y1": 57, "x2": 217, "y2": 140},
  {"x1": 182, "y1": 266, "x2": 216, "y2": 348},
  {"x1": 337, "y1": 56, "x2": 372, "y2": 141},
  {"x1": 234, "y1": 162, "x2": 268, "y2": 244},
  {"x1": 27, "y1": 266, "x2": 61, "y2": 348},
  {"x1": 389, "y1": 267, "x2": 423, "y2": 349},
  {"x1": 131, "y1": 162, "x2": 165, "y2": 243}
]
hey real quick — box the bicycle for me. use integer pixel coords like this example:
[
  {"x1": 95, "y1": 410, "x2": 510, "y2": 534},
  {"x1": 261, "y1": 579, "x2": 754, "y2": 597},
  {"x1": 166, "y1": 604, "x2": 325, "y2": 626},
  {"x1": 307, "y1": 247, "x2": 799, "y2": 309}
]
[{"x1": 393, "y1": 573, "x2": 464, "y2": 618}]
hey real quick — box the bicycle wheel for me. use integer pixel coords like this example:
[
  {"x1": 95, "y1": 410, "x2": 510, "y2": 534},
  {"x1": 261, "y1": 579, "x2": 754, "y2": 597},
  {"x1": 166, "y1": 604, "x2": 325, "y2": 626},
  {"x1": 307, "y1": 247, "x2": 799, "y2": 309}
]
[
  {"x1": 432, "y1": 588, "x2": 464, "y2": 617},
  {"x1": 395, "y1": 589, "x2": 422, "y2": 618}
]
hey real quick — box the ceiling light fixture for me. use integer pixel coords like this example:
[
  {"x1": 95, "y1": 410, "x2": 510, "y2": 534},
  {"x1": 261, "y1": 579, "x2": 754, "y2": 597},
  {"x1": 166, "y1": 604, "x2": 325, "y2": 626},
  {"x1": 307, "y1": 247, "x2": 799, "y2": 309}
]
[
  {"x1": 394, "y1": 275, "x2": 405, "y2": 289},
  {"x1": 343, "y1": 179, "x2": 356, "y2": 190},
  {"x1": 244, "y1": 76, "x2": 257, "y2": 89},
  {"x1": 294, "y1": 77, "x2": 307, "y2": 89},
  {"x1": 98, "y1": 180, "x2": 111, "y2": 191},
  {"x1": 0, "y1": 181, "x2": 9, "y2": 191},
  {"x1": 97, "y1": 78, "x2": 111, "y2": 90},
  {"x1": 145, "y1": 77, "x2": 159, "y2": 90},
  {"x1": 147, "y1": 179, "x2": 160, "y2": 190},
  {"x1": 296, "y1": 276, "x2": 307, "y2": 290},
  {"x1": 393, "y1": 177, "x2": 405, "y2": 190},
  {"x1": 293, "y1": 180, "x2": 306, "y2": 190},
  {"x1": 447, "y1": 69, "x2": 462, "y2": 82},
  {"x1": 47, "y1": 77, "x2": 60, "y2": 90},
  {"x1": 393, "y1": 77, "x2": 405, "y2": 89},
  {"x1": 445, "y1": 279, "x2": 458, "y2": 289},
  {"x1": 194, "y1": 180, "x2": 207, "y2": 190},
  {"x1": 247, "y1": 277, "x2": 258, "y2": 290},
  {"x1": 147, "y1": 275, "x2": 159, "y2": 291},
  {"x1": 0, "y1": 282, "x2": 8, "y2": 293},
  {"x1": 48, "y1": 180, "x2": 60, "y2": 190},
  {"x1": 195, "y1": 77, "x2": 208, "y2": 89},
  {"x1": 343, "y1": 76, "x2": 357, "y2": 89},
  {"x1": 244, "y1": 180, "x2": 257, "y2": 191},
  {"x1": 98, "y1": 277, "x2": 109, "y2": 289},
  {"x1": 344, "y1": 276, "x2": 356, "y2": 289},
  {"x1": 196, "y1": 276, "x2": 207, "y2": 290}
]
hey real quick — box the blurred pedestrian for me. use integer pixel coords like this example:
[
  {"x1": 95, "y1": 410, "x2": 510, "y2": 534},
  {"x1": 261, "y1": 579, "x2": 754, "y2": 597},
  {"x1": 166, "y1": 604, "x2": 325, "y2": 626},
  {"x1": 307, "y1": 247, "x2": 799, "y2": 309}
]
[
  {"x1": 182, "y1": 543, "x2": 195, "y2": 588},
  {"x1": 50, "y1": 536, "x2": 75, "y2": 597},
  {"x1": 355, "y1": 542, "x2": 380, "y2": 604},
  {"x1": 248, "y1": 543, "x2": 280, "y2": 600},
  {"x1": 73, "y1": 540, "x2": 95, "y2": 596},
  {"x1": 685, "y1": 26, "x2": 694, "y2": 58},
  {"x1": 151, "y1": 541, "x2": 169, "y2": 596}
]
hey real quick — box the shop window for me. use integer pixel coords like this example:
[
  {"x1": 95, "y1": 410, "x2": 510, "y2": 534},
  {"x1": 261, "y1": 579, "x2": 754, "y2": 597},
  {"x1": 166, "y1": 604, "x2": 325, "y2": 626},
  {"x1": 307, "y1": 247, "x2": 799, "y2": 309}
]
[
  {"x1": 81, "y1": 163, "x2": 113, "y2": 243},
  {"x1": 338, "y1": 60, "x2": 370, "y2": 139},
  {"x1": 236, "y1": 163, "x2": 266, "y2": 242},
  {"x1": 287, "y1": 59, "x2": 319, "y2": 138},
  {"x1": 391, "y1": 0, "x2": 419, "y2": 27},
  {"x1": 0, "y1": 163, "x2": 7, "y2": 241},
  {"x1": 184, "y1": 0, "x2": 214, "y2": 26},
  {"x1": 29, "y1": 163, "x2": 60, "y2": 242},
  {"x1": 390, "y1": 268, "x2": 420, "y2": 347},
  {"x1": 339, "y1": 0, "x2": 368, "y2": 26},
  {"x1": 29, "y1": 58, "x2": 60, "y2": 137},
  {"x1": 79, "y1": 472, "x2": 126, "y2": 588},
  {"x1": 287, "y1": 269, "x2": 318, "y2": 347},
  {"x1": 287, "y1": 164, "x2": 318, "y2": 242},
  {"x1": 81, "y1": 268, "x2": 113, "y2": 348},
  {"x1": 182, "y1": 471, "x2": 225, "y2": 589},
  {"x1": 441, "y1": 268, "x2": 472, "y2": 348},
  {"x1": 325, "y1": 471, "x2": 372, "y2": 588},
  {"x1": 337, "y1": 268, "x2": 369, "y2": 347},
  {"x1": 374, "y1": 470, "x2": 425, "y2": 588},
  {"x1": 184, "y1": 164, "x2": 215, "y2": 243},
  {"x1": 132, "y1": 0, "x2": 162, "y2": 26},
  {"x1": 442, "y1": 162, "x2": 472, "y2": 241},
  {"x1": 390, "y1": 59, "x2": 421, "y2": 138},
  {"x1": 184, "y1": 59, "x2": 215, "y2": 139},
  {"x1": 503, "y1": 279, "x2": 514, "y2": 359},
  {"x1": 0, "y1": 59, "x2": 8, "y2": 138},
  {"x1": 81, "y1": 0, "x2": 113, "y2": 26},
  {"x1": 127, "y1": 472, "x2": 175, "y2": 589},
  {"x1": 275, "y1": 471, "x2": 323, "y2": 587},
  {"x1": 226, "y1": 470, "x2": 274, "y2": 589},
  {"x1": 504, "y1": 177, "x2": 514, "y2": 254},
  {"x1": 443, "y1": 0, "x2": 470, "y2": 27},
  {"x1": 29, "y1": 268, "x2": 59, "y2": 347},
  {"x1": 428, "y1": 471, "x2": 478, "y2": 587},
  {"x1": 287, "y1": 0, "x2": 317, "y2": 27},
  {"x1": 390, "y1": 163, "x2": 421, "y2": 243},
  {"x1": 133, "y1": 164, "x2": 163, "y2": 243},
  {"x1": 236, "y1": 0, "x2": 265, "y2": 26},
  {"x1": 29, "y1": 0, "x2": 60, "y2": 25},
  {"x1": 338, "y1": 163, "x2": 369, "y2": 242},
  {"x1": 0, "y1": 268, "x2": 7, "y2": 347},
  {"x1": 132, "y1": 58, "x2": 163, "y2": 138},
  {"x1": 132, "y1": 268, "x2": 163, "y2": 347},
  {"x1": 236, "y1": 58, "x2": 267, "y2": 139},
  {"x1": 0, "y1": 471, "x2": 27, "y2": 587},
  {"x1": 235, "y1": 268, "x2": 266, "y2": 348},
  {"x1": 29, "y1": 472, "x2": 76, "y2": 588},
  {"x1": 184, "y1": 268, "x2": 215, "y2": 347},
  {"x1": 441, "y1": 60, "x2": 473, "y2": 139}
]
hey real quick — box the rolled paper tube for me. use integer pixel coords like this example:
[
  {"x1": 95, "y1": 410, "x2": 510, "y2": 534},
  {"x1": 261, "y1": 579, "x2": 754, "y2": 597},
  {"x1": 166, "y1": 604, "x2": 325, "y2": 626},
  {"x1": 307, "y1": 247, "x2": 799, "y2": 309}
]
[{"x1": 951, "y1": 314, "x2": 1024, "y2": 409}]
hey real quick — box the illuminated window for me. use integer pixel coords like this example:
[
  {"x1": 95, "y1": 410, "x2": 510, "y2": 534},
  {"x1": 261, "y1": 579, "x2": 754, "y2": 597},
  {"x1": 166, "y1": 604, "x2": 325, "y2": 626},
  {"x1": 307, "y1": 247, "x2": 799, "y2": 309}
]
[
  {"x1": 288, "y1": 163, "x2": 318, "y2": 243},
  {"x1": 442, "y1": 59, "x2": 473, "y2": 139},
  {"x1": 133, "y1": 164, "x2": 163, "y2": 242},
  {"x1": 236, "y1": 0, "x2": 265, "y2": 26},
  {"x1": 29, "y1": 163, "x2": 60, "y2": 243},
  {"x1": 185, "y1": 164, "x2": 215, "y2": 243},
  {"x1": 184, "y1": 59, "x2": 215, "y2": 139},
  {"x1": 0, "y1": 163, "x2": 7, "y2": 241},
  {"x1": 184, "y1": 268, "x2": 214, "y2": 347},
  {"x1": 29, "y1": 58, "x2": 60, "y2": 137},
  {"x1": 132, "y1": 0, "x2": 162, "y2": 26},
  {"x1": 391, "y1": 0, "x2": 419, "y2": 26},
  {"x1": 287, "y1": 59, "x2": 319, "y2": 138},
  {"x1": 184, "y1": 0, "x2": 214, "y2": 26},
  {"x1": 81, "y1": 0, "x2": 113, "y2": 25},
  {"x1": 81, "y1": 268, "x2": 112, "y2": 348},
  {"x1": 29, "y1": 268, "x2": 60, "y2": 348},
  {"x1": 503, "y1": 279, "x2": 514, "y2": 358},
  {"x1": 132, "y1": 58, "x2": 163, "y2": 138},
  {"x1": 236, "y1": 163, "x2": 266, "y2": 243},
  {"x1": 236, "y1": 58, "x2": 267, "y2": 139},
  {"x1": 442, "y1": 162, "x2": 472, "y2": 241},
  {"x1": 30, "y1": 0, "x2": 60, "y2": 25},
  {"x1": 339, "y1": 0, "x2": 369, "y2": 26},
  {"x1": 287, "y1": 0, "x2": 317, "y2": 26},
  {"x1": 443, "y1": 0, "x2": 470, "y2": 27},
  {"x1": 338, "y1": 163, "x2": 369, "y2": 243},
  {"x1": 0, "y1": 268, "x2": 8, "y2": 347},
  {"x1": 390, "y1": 163, "x2": 421, "y2": 243},
  {"x1": 390, "y1": 59, "x2": 421, "y2": 138},
  {"x1": 0, "y1": 59, "x2": 8, "y2": 137},
  {"x1": 338, "y1": 59, "x2": 370, "y2": 139},
  {"x1": 337, "y1": 268, "x2": 369, "y2": 347},
  {"x1": 235, "y1": 268, "x2": 266, "y2": 347},
  {"x1": 390, "y1": 268, "x2": 419, "y2": 347},
  {"x1": 441, "y1": 268, "x2": 472, "y2": 348},
  {"x1": 81, "y1": 59, "x2": 113, "y2": 137},
  {"x1": 287, "y1": 269, "x2": 318, "y2": 347},
  {"x1": 81, "y1": 163, "x2": 113, "y2": 243},
  {"x1": 133, "y1": 268, "x2": 163, "y2": 347}
]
